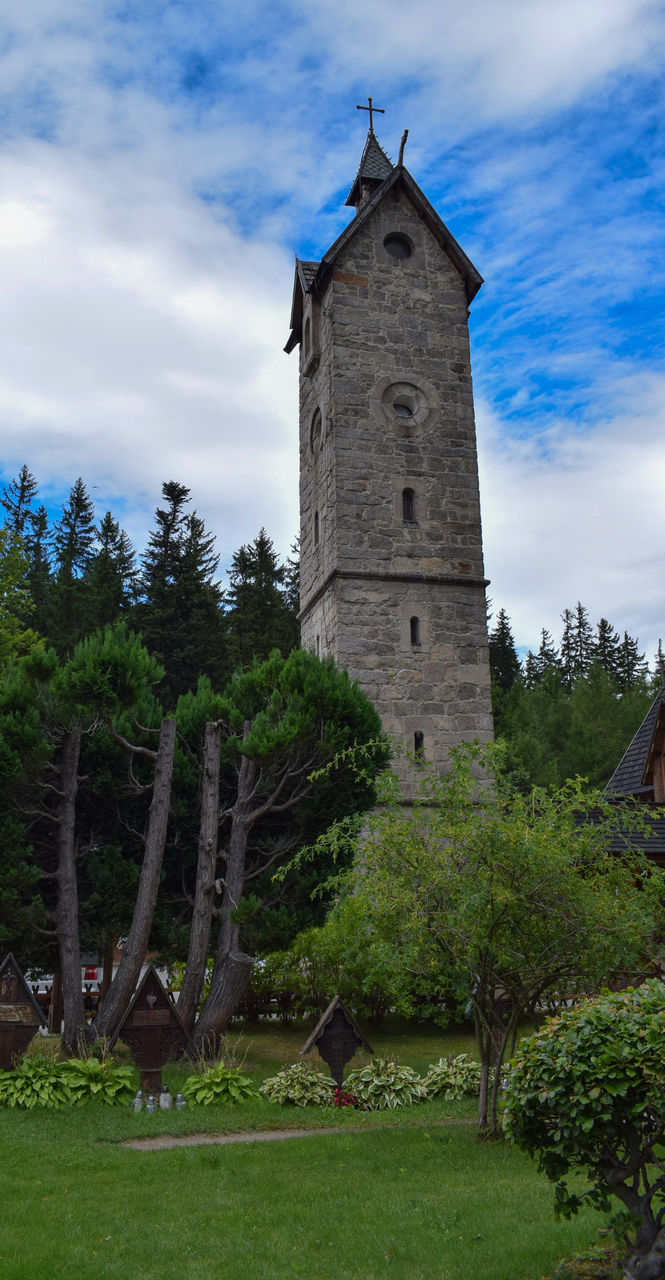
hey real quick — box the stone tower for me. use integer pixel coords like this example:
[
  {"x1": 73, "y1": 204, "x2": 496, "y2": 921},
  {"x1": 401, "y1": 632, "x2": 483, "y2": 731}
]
[{"x1": 285, "y1": 125, "x2": 493, "y2": 785}]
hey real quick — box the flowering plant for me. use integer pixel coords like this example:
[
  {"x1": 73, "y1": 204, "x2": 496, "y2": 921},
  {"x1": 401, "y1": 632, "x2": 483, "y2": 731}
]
[{"x1": 333, "y1": 1086, "x2": 357, "y2": 1109}]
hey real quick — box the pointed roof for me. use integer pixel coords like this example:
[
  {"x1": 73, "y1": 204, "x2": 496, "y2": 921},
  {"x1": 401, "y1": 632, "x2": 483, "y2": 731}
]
[
  {"x1": 345, "y1": 131, "x2": 394, "y2": 207},
  {"x1": 285, "y1": 144, "x2": 483, "y2": 352},
  {"x1": 605, "y1": 687, "x2": 665, "y2": 797},
  {"x1": 0, "y1": 952, "x2": 47, "y2": 1027},
  {"x1": 300, "y1": 994, "x2": 373, "y2": 1057}
]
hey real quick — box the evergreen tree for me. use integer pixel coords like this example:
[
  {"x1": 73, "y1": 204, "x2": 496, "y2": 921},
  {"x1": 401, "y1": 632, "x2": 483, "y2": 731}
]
[
  {"x1": 84, "y1": 511, "x2": 138, "y2": 630},
  {"x1": 616, "y1": 631, "x2": 648, "y2": 691},
  {"x1": 138, "y1": 481, "x2": 226, "y2": 704},
  {"x1": 592, "y1": 618, "x2": 621, "y2": 680},
  {"x1": 48, "y1": 478, "x2": 97, "y2": 653},
  {"x1": 572, "y1": 601, "x2": 593, "y2": 681},
  {"x1": 24, "y1": 505, "x2": 52, "y2": 634},
  {"x1": 559, "y1": 607, "x2": 577, "y2": 690},
  {"x1": 488, "y1": 608, "x2": 521, "y2": 692},
  {"x1": 523, "y1": 629, "x2": 560, "y2": 688},
  {"x1": 1, "y1": 465, "x2": 39, "y2": 535},
  {"x1": 225, "y1": 528, "x2": 299, "y2": 670}
]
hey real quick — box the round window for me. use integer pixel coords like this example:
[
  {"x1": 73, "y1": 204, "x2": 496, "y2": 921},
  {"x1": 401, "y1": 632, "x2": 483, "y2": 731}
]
[
  {"x1": 383, "y1": 233, "x2": 412, "y2": 261},
  {"x1": 380, "y1": 380, "x2": 428, "y2": 426}
]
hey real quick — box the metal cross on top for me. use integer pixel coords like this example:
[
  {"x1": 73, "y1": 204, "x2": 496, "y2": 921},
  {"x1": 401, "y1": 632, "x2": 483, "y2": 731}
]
[{"x1": 356, "y1": 96, "x2": 385, "y2": 133}]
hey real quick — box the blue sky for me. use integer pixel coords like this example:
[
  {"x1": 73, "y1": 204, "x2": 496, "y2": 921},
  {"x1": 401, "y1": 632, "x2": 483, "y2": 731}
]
[{"x1": 0, "y1": 0, "x2": 664, "y2": 661}]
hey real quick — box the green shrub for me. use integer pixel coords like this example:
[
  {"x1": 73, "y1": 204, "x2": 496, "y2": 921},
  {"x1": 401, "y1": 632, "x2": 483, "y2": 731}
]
[
  {"x1": 181, "y1": 1063, "x2": 259, "y2": 1106},
  {"x1": 0, "y1": 1055, "x2": 74, "y2": 1108},
  {"x1": 346, "y1": 1057, "x2": 428, "y2": 1110},
  {"x1": 260, "y1": 1062, "x2": 334, "y2": 1107},
  {"x1": 0, "y1": 1051, "x2": 136, "y2": 1108},
  {"x1": 61, "y1": 1057, "x2": 135, "y2": 1104},
  {"x1": 423, "y1": 1053, "x2": 482, "y2": 1099},
  {"x1": 503, "y1": 981, "x2": 665, "y2": 1279}
]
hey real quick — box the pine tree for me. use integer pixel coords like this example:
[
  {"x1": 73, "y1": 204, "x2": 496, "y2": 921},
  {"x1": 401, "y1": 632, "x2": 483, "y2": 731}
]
[
  {"x1": 592, "y1": 618, "x2": 621, "y2": 680},
  {"x1": 25, "y1": 505, "x2": 52, "y2": 636},
  {"x1": 1, "y1": 465, "x2": 39, "y2": 535},
  {"x1": 48, "y1": 479, "x2": 97, "y2": 653},
  {"x1": 488, "y1": 608, "x2": 521, "y2": 692},
  {"x1": 84, "y1": 512, "x2": 138, "y2": 630},
  {"x1": 572, "y1": 602, "x2": 593, "y2": 681},
  {"x1": 225, "y1": 528, "x2": 299, "y2": 671},
  {"x1": 138, "y1": 481, "x2": 226, "y2": 704},
  {"x1": 524, "y1": 629, "x2": 561, "y2": 687},
  {"x1": 559, "y1": 608, "x2": 577, "y2": 690},
  {"x1": 616, "y1": 631, "x2": 648, "y2": 692}
]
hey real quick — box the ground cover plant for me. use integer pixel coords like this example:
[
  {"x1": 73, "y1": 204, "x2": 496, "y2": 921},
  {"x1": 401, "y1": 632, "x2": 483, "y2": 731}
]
[{"x1": 0, "y1": 1023, "x2": 609, "y2": 1280}]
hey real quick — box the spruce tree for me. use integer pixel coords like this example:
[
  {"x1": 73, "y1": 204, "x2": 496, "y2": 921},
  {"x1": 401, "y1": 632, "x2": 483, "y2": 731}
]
[
  {"x1": 84, "y1": 511, "x2": 138, "y2": 630},
  {"x1": 48, "y1": 478, "x2": 97, "y2": 653},
  {"x1": 488, "y1": 608, "x2": 521, "y2": 692},
  {"x1": 616, "y1": 631, "x2": 648, "y2": 691},
  {"x1": 592, "y1": 618, "x2": 621, "y2": 680},
  {"x1": 225, "y1": 528, "x2": 299, "y2": 670},
  {"x1": 138, "y1": 481, "x2": 226, "y2": 704},
  {"x1": 1, "y1": 465, "x2": 39, "y2": 535}
]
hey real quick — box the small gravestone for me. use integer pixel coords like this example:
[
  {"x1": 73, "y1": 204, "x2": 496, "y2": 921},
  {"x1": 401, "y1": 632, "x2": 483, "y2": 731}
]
[
  {"x1": 113, "y1": 966, "x2": 189, "y2": 1095},
  {"x1": 301, "y1": 995, "x2": 372, "y2": 1088},
  {"x1": 0, "y1": 953, "x2": 47, "y2": 1069}
]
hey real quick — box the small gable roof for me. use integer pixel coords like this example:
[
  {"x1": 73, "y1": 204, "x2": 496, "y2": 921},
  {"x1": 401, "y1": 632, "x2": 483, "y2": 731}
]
[
  {"x1": 300, "y1": 994, "x2": 373, "y2": 1057},
  {"x1": 605, "y1": 688, "x2": 665, "y2": 798}
]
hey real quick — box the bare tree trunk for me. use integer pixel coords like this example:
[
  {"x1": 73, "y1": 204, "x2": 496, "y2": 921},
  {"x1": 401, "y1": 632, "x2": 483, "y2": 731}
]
[
  {"x1": 189, "y1": 951, "x2": 254, "y2": 1058},
  {"x1": 177, "y1": 721, "x2": 221, "y2": 1033},
  {"x1": 88, "y1": 718, "x2": 176, "y2": 1045},
  {"x1": 191, "y1": 739, "x2": 256, "y2": 1053},
  {"x1": 54, "y1": 727, "x2": 86, "y2": 1052}
]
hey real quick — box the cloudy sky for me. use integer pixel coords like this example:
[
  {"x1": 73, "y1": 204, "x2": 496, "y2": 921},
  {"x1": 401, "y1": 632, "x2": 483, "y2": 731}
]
[{"x1": 0, "y1": 0, "x2": 663, "y2": 661}]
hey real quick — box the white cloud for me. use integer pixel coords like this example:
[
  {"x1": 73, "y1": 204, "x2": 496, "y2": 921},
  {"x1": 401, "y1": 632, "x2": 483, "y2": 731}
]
[
  {"x1": 0, "y1": 144, "x2": 299, "y2": 566},
  {"x1": 478, "y1": 370, "x2": 665, "y2": 660}
]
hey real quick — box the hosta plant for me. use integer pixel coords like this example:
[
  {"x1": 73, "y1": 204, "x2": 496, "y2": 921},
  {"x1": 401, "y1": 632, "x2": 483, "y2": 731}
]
[
  {"x1": 0, "y1": 1056, "x2": 74, "y2": 1109},
  {"x1": 423, "y1": 1053, "x2": 482, "y2": 1100},
  {"x1": 260, "y1": 1062, "x2": 334, "y2": 1107},
  {"x1": 346, "y1": 1058, "x2": 428, "y2": 1110},
  {"x1": 0, "y1": 1052, "x2": 136, "y2": 1108},
  {"x1": 181, "y1": 1063, "x2": 259, "y2": 1106},
  {"x1": 61, "y1": 1057, "x2": 136, "y2": 1104}
]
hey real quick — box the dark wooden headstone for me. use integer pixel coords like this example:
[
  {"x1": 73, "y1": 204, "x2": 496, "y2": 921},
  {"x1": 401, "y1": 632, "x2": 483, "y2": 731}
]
[
  {"x1": 112, "y1": 966, "x2": 189, "y2": 1095},
  {"x1": 301, "y1": 995, "x2": 372, "y2": 1088},
  {"x1": 0, "y1": 953, "x2": 47, "y2": 1069}
]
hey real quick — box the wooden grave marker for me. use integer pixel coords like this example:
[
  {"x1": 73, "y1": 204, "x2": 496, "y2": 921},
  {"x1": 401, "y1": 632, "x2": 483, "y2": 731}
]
[
  {"x1": 0, "y1": 953, "x2": 47, "y2": 1069},
  {"x1": 301, "y1": 994, "x2": 372, "y2": 1088},
  {"x1": 113, "y1": 965, "x2": 189, "y2": 1095}
]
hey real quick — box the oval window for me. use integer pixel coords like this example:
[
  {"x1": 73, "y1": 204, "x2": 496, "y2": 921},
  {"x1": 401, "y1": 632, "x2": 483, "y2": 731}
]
[{"x1": 384, "y1": 233, "x2": 412, "y2": 260}]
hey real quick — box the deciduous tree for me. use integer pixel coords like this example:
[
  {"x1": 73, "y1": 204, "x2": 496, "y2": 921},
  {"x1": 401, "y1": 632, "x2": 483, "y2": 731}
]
[{"x1": 328, "y1": 744, "x2": 663, "y2": 1134}]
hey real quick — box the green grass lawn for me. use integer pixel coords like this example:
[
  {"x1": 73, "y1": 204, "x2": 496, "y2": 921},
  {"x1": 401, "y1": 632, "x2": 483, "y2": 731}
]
[{"x1": 0, "y1": 1021, "x2": 607, "y2": 1280}]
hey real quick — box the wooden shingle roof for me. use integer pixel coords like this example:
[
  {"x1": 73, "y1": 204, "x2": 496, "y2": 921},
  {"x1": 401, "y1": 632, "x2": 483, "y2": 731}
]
[{"x1": 605, "y1": 688, "x2": 665, "y2": 798}]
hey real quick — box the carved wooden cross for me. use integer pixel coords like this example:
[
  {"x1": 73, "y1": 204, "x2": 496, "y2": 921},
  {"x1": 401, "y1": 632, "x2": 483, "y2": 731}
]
[{"x1": 356, "y1": 96, "x2": 385, "y2": 133}]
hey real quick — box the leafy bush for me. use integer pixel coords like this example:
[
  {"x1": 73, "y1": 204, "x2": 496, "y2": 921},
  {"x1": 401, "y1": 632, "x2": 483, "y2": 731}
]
[
  {"x1": 0, "y1": 1052, "x2": 136, "y2": 1108},
  {"x1": 181, "y1": 1063, "x2": 259, "y2": 1106},
  {"x1": 260, "y1": 1062, "x2": 334, "y2": 1107},
  {"x1": 61, "y1": 1057, "x2": 135, "y2": 1104},
  {"x1": 0, "y1": 1055, "x2": 74, "y2": 1108},
  {"x1": 503, "y1": 981, "x2": 665, "y2": 1280},
  {"x1": 423, "y1": 1053, "x2": 482, "y2": 1100},
  {"x1": 346, "y1": 1058, "x2": 428, "y2": 1110}
]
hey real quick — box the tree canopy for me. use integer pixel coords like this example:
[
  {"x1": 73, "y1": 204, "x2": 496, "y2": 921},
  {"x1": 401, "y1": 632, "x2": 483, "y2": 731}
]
[{"x1": 312, "y1": 744, "x2": 664, "y2": 1133}]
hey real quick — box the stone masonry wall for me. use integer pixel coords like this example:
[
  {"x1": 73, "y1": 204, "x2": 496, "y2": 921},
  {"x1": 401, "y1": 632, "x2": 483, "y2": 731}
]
[{"x1": 298, "y1": 177, "x2": 493, "y2": 783}]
